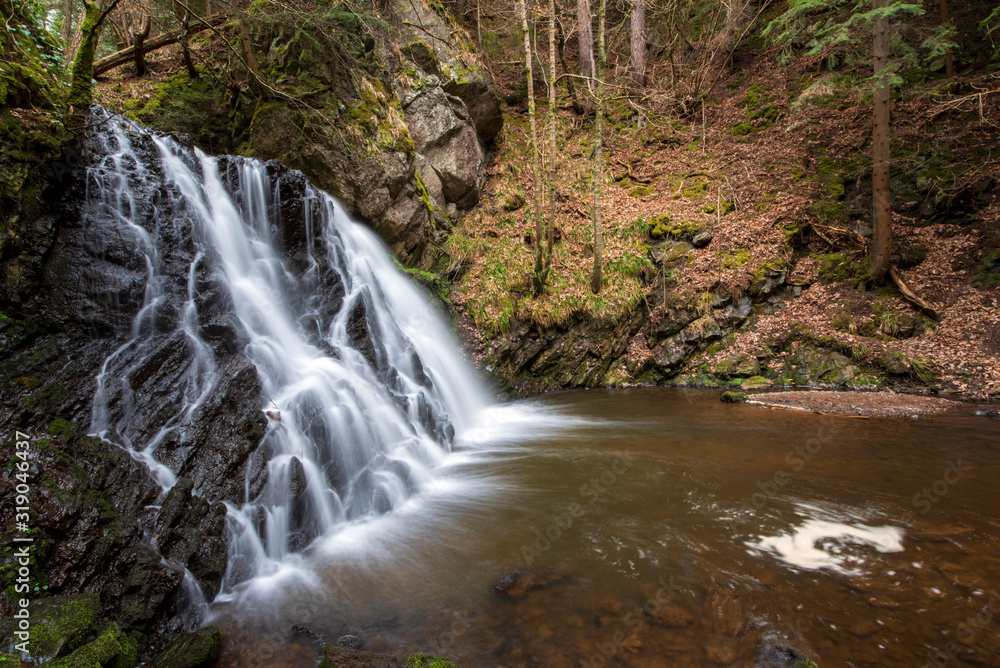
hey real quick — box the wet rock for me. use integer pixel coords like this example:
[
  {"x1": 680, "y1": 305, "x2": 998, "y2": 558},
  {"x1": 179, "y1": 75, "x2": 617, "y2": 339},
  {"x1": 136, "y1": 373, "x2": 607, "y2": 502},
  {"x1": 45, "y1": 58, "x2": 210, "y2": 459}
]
[
  {"x1": 149, "y1": 626, "x2": 222, "y2": 668},
  {"x1": 721, "y1": 391, "x2": 747, "y2": 403},
  {"x1": 337, "y1": 635, "x2": 367, "y2": 650},
  {"x1": 46, "y1": 622, "x2": 131, "y2": 668},
  {"x1": 289, "y1": 456, "x2": 308, "y2": 499},
  {"x1": 491, "y1": 567, "x2": 569, "y2": 599},
  {"x1": 756, "y1": 641, "x2": 818, "y2": 668},
  {"x1": 321, "y1": 644, "x2": 401, "y2": 668}
]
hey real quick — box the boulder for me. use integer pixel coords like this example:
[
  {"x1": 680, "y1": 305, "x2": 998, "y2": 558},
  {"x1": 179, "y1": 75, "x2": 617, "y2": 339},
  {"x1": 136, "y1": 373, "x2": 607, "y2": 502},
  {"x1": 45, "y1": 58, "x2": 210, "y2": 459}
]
[{"x1": 148, "y1": 627, "x2": 222, "y2": 668}]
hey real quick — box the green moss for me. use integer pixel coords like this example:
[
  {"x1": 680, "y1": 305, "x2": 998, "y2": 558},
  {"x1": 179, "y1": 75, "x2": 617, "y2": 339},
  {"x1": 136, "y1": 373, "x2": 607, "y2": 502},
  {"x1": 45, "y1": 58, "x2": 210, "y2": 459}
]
[
  {"x1": 629, "y1": 184, "x2": 655, "y2": 198},
  {"x1": 414, "y1": 170, "x2": 434, "y2": 213},
  {"x1": 649, "y1": 215, "x2": 702, "y2": 241},
  {"x1": 817, "y1": 252, "x2": 852, "y2": 281},
  {"x1": 974, "y1": 247, "x2": 1000, "y2": 287},
  {"x1": 405, "y1": 654, "x2": 461, "y2": 668},
  {"x1": 47, "y1": 622, "x2": 126, "y2": 668},
  {"x1": 741, "y1": 375, "x2": 772, "y2": 390},
  {"x1": 720, "y1": 390, "x2": 747, "y2": 403},
  {"x1": 148, "y1": 627, "x2": 222, "y2": 668},
  {"x1": 25, "y1": 594, "x2": 101, "y2": 661},
  {"x1": 720, "y1": 248, "x2": 750, "y2": 269}
]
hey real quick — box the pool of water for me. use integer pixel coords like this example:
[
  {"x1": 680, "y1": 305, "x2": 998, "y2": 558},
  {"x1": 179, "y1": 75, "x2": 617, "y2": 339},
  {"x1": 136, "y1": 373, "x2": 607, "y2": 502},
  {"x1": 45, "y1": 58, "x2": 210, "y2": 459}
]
[{"x1": 210, "y1": 388, "x2": 1000, "y2": 667}]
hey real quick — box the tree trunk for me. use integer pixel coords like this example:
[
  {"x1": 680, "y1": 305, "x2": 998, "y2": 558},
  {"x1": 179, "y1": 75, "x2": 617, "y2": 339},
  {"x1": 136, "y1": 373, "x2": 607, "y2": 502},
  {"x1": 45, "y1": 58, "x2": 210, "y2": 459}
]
[
  {"x1": 519, "y1": 0, "x2": 544, "y2": 294},
  {"x1": 556, "y1": 18, "x2": 584, "y2": 114},
  {"x1": 630, "y1": 0, "x2": 646, "y2": 87},
  {"x1": 869, "y1": 0, "x2": 892, "y2": 284},
  {"x1": 239, "y1": 15, "x2": 266, "y2": 95},
  {"x1": 591, "y1": 0, "x2": 605, "y2": 294},
  {"x1": 179, "y1": 8, "x2": 199, "y2": 79},
  {"x1": 62, "y1": 0, "x2": 74, "y2": 58},
  {"x1": 544, "y1": 0, "x2": 556, "y2": 285},
  {"x1": 939, "y1": 0, "x2": 954, "y2": 78},
  {"x1": 132, "y1": 14, "x2": 151, "y2": 76},
  {"x1": 68, "y1": 0, "x2": 103, "y2": 110},
  {"x1": 577, "y1": 0, "x2": 594, "y2": 81}
]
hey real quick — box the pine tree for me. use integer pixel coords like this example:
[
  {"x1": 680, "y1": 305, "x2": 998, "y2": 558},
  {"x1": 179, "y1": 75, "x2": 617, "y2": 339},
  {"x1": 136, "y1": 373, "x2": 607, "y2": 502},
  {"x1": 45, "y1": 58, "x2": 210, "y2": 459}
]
[{"x1": 762, "y1": 0, "x2": 925, "y2": 286}]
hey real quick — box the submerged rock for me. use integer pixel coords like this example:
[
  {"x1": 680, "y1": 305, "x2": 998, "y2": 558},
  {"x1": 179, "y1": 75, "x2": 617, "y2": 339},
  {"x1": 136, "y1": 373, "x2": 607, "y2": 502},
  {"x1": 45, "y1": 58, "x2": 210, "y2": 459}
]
[
  {"x1": 321, "y1": 644, "x2": 401, "y2": 668},
  {"x1": 491, "y1": 567, "x2": 570, "y2": 599}
]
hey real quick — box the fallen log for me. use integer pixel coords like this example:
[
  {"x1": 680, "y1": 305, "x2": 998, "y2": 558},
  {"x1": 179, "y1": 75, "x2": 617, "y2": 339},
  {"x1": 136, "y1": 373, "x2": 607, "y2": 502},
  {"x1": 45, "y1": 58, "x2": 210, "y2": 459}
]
[
  {"x1": 93, "y1": 13, "x2": 225, "y2": 76},
  {"x1": 890, "y1": 265, "x2": 940, "y2": 321}
]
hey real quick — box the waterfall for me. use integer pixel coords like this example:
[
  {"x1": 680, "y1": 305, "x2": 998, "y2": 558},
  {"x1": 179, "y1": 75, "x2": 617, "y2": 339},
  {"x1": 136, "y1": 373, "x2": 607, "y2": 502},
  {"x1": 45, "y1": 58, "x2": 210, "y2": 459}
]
[{"x1": 85, "y1": 109, "x2": 488, "y2": 595}]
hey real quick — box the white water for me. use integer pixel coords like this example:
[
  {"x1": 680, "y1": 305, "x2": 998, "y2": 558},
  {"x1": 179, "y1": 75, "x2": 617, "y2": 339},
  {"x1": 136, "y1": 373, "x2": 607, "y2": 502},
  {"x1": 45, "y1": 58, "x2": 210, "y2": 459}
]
[{"x1": 85, "y1": 110, "x2": 495, "y2": 598}]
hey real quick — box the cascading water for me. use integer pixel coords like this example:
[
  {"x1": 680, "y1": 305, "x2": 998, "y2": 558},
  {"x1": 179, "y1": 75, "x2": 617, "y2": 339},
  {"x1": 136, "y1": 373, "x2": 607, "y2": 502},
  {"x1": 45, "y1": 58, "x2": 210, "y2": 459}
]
[{"x1": 85, "y1": 108, "x2": 489, "y2": 597}]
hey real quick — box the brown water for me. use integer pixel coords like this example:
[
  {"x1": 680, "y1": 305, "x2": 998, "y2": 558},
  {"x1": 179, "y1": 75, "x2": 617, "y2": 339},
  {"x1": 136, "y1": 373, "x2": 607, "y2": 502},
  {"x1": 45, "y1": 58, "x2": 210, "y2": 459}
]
[{"x1": 211, "y1": 388, "x2": 1000, "y2": 667}]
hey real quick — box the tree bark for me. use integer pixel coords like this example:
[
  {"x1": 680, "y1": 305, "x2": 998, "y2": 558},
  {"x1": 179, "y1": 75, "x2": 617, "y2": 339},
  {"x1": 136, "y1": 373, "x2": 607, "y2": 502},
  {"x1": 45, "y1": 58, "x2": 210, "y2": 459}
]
[
  {"x1": 869, "y1": 0, "x2": 892, "y2": 284},
  {"x1": 591, "y1": 0, "x2": 605, "y2": 294},
  {"x1": 519, "y1": 0, "x2": 544, "y2": 294},
  {"x1": 630, "y1": 0, "x2": 646, "y2": 87},
  {"x1": 577, "y1": 0, "x2": 594, "y2": 81},
  {"x1": 132, "y1": 14, "x2": 151, "y2": 76},
  {"x1": 939, "y1": 0, "x2": 954, "y2": 78}
]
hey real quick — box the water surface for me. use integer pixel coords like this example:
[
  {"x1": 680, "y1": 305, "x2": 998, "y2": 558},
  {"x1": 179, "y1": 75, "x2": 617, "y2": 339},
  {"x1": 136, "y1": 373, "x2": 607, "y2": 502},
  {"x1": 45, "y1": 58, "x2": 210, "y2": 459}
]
[{"x1": 212, "y1": 388, "x2": 1000, "y2": 667}]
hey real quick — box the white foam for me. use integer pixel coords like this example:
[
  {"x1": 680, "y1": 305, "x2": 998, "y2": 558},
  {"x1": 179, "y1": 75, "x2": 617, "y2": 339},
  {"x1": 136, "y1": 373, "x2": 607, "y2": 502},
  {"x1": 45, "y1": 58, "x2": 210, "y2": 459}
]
[{"x1": 751, "y1": 519, "x2": 905, "y2": 574}]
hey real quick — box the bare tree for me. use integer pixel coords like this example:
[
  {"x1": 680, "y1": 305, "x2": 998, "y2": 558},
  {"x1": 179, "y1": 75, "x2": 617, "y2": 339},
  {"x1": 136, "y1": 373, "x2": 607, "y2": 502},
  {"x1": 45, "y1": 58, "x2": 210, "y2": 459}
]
[
  {"x1": 518, "y1": 0, "x2": 544, "y2": 293},
  {"x1": 591, "y1": 0, "x2": 605, "y2": 293},
  {"x1": 577, "y1": 0, "x2": 594, "y2": 80},
  {"x1": 630, "y1": 0, "x2": 646, "y2": 86},
  {"x1": 869, "y1": 0, "x2": 891, "y2": 284}
]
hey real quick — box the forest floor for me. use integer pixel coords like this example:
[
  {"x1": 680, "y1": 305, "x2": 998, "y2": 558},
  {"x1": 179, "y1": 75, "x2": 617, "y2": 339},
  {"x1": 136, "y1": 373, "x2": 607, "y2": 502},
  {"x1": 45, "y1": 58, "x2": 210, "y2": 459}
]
[
  {"x1": 89, "y1": 13, "x2": 1000, "y2": 400},
  {"x1": 448, "y1": 40, "x2": 1000, "y2": 399}
]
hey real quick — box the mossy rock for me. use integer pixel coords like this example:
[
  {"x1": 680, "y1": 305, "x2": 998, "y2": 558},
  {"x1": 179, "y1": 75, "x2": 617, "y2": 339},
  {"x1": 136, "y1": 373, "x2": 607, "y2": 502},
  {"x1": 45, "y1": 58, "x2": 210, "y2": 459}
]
[
  {"x1": 629, "y1": 184, "x2": 655, "y2": 198},
  {"x1": 741, "y1": 376, "x2": 772, "y2": 390},
  {"x1": 405, "y1": 654, "x2": 461, "y2": 668},
  {"x1": 2, "y1": 594, "x2": 102, "y2": 661},
  {"x1": 148, "y1": 627, "x2": 221, "y2": 668},
  {"x1": 720, "y1": 391, "x2": 747, "y2": 403},
  {"x1": 781, "y1": 346, "x2": 858, "y2": 386},
  {"x1": 46, "y1": 623, "x2": 127, "y2": 668},
  {"x1": 0, "y1": 653, "x2": 19, "y2": 666}
]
